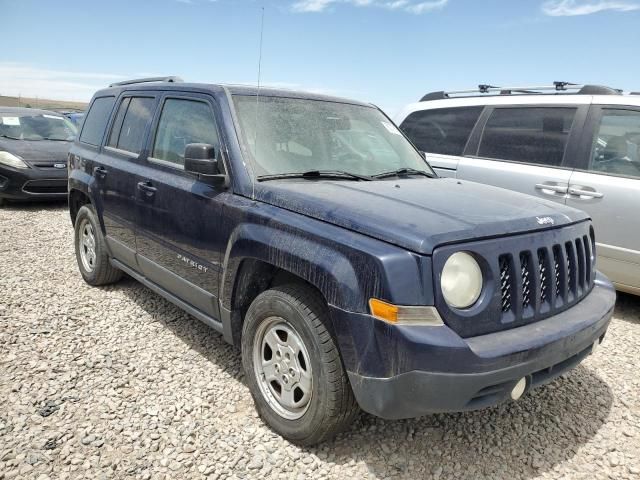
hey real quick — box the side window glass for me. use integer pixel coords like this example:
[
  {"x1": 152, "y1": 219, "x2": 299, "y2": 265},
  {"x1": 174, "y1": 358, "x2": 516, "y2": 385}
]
[
  {"x1": 400, "y1": 107, "x2": 483, "y2": 156},
  {"x1": 590, "y1": 109, "x2": 640, "y2": 179},
  {"x1": 478, "y1": 107, "x2": 576, "y2": 167},
  {"x1": 107, "y1": 97, "x2": 131, "y2": 148},
  {"x1": 79, "y1": 96, "x2": 115, "y2": 146},
  {"x1": 152, "y1": 98, "x2": 219, "y2": 166},
  {"x1": 113, "y1": 97, "x2": 155, "y2": 155}
]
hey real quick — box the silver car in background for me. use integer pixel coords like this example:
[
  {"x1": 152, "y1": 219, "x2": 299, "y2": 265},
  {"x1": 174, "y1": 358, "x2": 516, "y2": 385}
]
[{"x1": 396, "y1": 82, "x2": 640, "y2": 295}]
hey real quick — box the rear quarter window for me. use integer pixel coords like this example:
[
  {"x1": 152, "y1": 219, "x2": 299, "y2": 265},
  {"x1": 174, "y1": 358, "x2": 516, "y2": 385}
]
[
  {"x1": 79, "y1": 96, "x2": 116, "y2": 146},
  {"x1": 400, "y1": 106, "x2": 483, "y2": 156},
  {"x1": 477, "y1": 107, "x2": 577, "y2": 167}
]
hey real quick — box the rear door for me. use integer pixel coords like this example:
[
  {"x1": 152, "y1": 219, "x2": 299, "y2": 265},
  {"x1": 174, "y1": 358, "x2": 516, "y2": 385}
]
[
  {"x1": 134, "y1": 92, "x2": 227, "y2": 320},
  {"x1": 567, "y1": 105, "x2": 640, "y2": 293},
  {"x1": 456, "y1": 105, "x2": 587, "y2": 204},
  {"x1": 98, "y1": 93, "x2": 158, "y2": 267},
  {"x1": 399, "y1": 106, "x2": 483, "y2": 178}
]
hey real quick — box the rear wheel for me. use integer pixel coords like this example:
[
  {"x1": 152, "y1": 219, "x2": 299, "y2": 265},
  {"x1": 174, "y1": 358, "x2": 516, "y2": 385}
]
[
  {"x1": 74, "y1": 205, "x2": 122, "y2": 286},
  {"x1": 242, "y1": 284, "x2": 359, "y2": 445}
]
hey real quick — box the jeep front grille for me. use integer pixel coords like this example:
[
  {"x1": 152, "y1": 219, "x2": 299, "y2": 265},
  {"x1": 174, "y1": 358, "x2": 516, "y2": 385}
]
[{"x1": 433, "y1": 222, "x2": 596, "y2": 338}]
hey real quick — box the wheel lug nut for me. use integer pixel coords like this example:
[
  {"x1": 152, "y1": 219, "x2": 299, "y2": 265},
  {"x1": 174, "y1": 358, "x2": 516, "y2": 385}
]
[{"x1": 289, "y1": 368, "x2": 295, "y2": 375}]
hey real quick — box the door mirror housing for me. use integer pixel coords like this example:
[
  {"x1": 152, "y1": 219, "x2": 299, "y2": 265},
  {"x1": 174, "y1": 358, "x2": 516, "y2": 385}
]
[{"x1": 184, "y1": 143, "x2": 220, "y2": 176}]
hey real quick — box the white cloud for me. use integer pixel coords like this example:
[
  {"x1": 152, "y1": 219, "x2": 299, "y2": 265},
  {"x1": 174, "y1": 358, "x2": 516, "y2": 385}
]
[
  {"x1": 542, "y1": 0, "x2": 640, "y2": 16},
  {"x1": 0, "y1": 63, "x2": 125, "y2": 102},
  {"x1": 292, "y1": 0, "x2": 448, "y2": 14}
]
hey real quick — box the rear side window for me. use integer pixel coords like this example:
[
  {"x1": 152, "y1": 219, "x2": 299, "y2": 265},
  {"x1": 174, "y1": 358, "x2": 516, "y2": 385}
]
[
  {"x1": 107, "y1": 96, "x2": 155, "y2": 155},
  {"x1": 589, "y1": 109, "x2": 640, "y2": 179},
  {"x1": 478, "y1": 107, "x2": 577, "y2": 167},
  {"x1": 400, "y1": 107, "x2": 482, "y2": 156},
  {"x1": 151, "y1": 98, "x2": 219, "y2": 166},
  {"x1": 79, "y1": 96, "x2": 115, "y2": 146}
]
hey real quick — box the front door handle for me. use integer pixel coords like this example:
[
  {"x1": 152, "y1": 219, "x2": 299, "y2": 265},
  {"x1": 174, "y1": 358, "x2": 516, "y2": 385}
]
[
  {"x1": 137, "y1": 181, "x2": 157, "y2": 197},
  {"x1": 535, "y1": 183, "x2": 568, "y2": 194},
  {"x1": 93, "y1": 166, "x2": 107, "y2": 179},
  {"x1": 568, "y1": 186, "x2": 604, "y2": 199}
]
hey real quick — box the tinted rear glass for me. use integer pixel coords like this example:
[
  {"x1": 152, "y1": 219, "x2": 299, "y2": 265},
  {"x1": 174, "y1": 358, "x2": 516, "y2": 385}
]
[
  {"x1": 478, "y1": 107, "x2": 577, "y2": 167},
  {"x1": 400, "y1": 107, "x2": 482, "y2": 156},
  {"x1": 79, "y1": 96, "x2": 115, "y2": 146}
]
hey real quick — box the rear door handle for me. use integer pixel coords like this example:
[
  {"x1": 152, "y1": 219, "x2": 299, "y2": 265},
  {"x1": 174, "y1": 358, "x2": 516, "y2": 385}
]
[
  {"x1": 535, "y1": 183, "x2": 568, "y2": 194},
  {"x1": 93, "y1": 166, "x2": 107, "y2": 179},
  {"x1": 568, "y1": 187, "x2": 604, "y2": 199},
  {"x1": 137, "y1": 181, "x2": 157, "y2": 197}
]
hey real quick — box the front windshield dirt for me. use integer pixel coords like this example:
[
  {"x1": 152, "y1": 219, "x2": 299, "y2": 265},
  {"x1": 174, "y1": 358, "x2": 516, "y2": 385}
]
[
  {"x1": 232, "y1": 95, "x2": 432, "y2": 178},
  {"x1": 0, "y1": 113, "x2": 77, "y2": 141}
]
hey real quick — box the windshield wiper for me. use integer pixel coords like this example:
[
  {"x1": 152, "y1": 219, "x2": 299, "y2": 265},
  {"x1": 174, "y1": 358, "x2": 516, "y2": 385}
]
[
  {"x1": 373, "y1": 167, "x2": 434, "y2": 179},
  {"x1": 257, "y1": 170, "x2": 374, "y2": 182},
  {"x1": 0, "y1": 134, "x2": 21, "y2": 140}
]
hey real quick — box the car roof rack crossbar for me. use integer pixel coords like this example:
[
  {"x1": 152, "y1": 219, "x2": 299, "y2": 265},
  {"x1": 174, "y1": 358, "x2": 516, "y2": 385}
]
[
  {"x1": 420, "y1": 81, "x2": 621, "y2": 101},
  {"x1": 109, "y1": 76, "x2": 184, "y2": 87}
]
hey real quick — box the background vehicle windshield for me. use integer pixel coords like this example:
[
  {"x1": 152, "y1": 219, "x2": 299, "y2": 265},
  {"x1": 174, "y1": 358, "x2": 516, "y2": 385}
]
[
  {"x1": 0, "y1": 113, "x2": 77, "y2": 141},
  {"x1": 232, "y1": 95, "x2": 431, "y2": 177}
]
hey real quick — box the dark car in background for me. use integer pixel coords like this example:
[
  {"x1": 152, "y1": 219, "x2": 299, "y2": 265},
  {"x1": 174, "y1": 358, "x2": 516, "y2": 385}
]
[
  {"x1": 60, "y1": 111, "x2": 85, "y2": 128},
  {"x1": 0, "y1": 107, "x2": 77, "y2": 205}
]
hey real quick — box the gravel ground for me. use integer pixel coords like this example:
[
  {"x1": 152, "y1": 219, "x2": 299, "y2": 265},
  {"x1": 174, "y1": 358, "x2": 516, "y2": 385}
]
[{"x1": 0, "y1": 202, "x2": 639, "y2": 480}]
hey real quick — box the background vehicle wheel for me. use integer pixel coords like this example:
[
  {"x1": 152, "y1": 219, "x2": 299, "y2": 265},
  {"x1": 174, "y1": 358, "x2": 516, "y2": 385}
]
[
  {"x1": 74, "y1": 205, "x2": 122, "y2": 286},
  {"x1": 242, "y1": 284, "x2": 359, "y2": 445}
]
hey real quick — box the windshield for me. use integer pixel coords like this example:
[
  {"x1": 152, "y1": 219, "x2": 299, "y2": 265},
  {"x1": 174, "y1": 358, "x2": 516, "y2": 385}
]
[
  {"x1": 232, "y1": 95, "x2": 433, "y2": 178},
  {"x1": 0, "y1": 113, "x2": 78, "y2": 141}
]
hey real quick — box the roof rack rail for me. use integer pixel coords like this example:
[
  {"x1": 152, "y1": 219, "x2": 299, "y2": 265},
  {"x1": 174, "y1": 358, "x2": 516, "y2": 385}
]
[
  {"x1": 419, "y1": 81, "x2": 621, "y2": 101},
  {"x1": 109, "y1": 76, "x2": 184, "y2": 87}
]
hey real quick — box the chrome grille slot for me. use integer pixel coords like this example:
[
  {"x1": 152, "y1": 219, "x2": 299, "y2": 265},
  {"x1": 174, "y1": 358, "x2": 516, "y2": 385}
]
[
  {"x1": 565, "y1": 242, "x2": 576, "y2": 297},
  {"x1": 520, "y1": 252, "x2": 532, "y2": 310},
  {"x1": 499, "y1": 255, "x2": 513, "y2": 313},
  {"x1": 575, "y1": 238, "x2": 586, "y2": 292},
  {"x1": 583, "y1": 235, "x2": 592, "y2": 284},
  {"x1": 538, "y1": 249, "x2": 550, "y2": 306},
  {"x1": 553, "y1": 245, "x2": 562, "y2": 301}
]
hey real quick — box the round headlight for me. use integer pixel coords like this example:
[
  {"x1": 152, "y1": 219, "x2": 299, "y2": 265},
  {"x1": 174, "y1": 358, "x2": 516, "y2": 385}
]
[{"x1": 441, "y1": 252, "x2": 483, "y2": 309}]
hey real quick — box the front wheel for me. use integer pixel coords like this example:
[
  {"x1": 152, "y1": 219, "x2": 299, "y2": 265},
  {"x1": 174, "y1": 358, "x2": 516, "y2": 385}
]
[
  {"x1": 241, "y1": 285, "x2": 359, "y2": 445},
  {"x1": 74, "y1": 205, "x2": 122, "y2": 286}
]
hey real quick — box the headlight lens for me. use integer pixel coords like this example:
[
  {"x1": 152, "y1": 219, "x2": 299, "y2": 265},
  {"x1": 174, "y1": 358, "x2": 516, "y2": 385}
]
[
  {"x1": 0, "y1": 151, "x2": 29, "y2": 169},
  {"x1": 441, "y1": 252, "x2": 483, "y2": 309}
]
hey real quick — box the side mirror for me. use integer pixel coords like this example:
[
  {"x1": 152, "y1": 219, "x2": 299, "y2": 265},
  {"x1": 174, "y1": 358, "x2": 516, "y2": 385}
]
[{"x1": 184, "y1": 143, "x2": 220, "y2": 176}]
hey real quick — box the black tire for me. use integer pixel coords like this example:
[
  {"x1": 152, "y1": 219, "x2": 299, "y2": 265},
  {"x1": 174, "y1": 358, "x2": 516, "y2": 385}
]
[
  {"x1": 241, "y1": 284, "x2": 359, "y2": 445},
  {"x1": 74, "y1": 205, "x2": 122, "y2": 286}
]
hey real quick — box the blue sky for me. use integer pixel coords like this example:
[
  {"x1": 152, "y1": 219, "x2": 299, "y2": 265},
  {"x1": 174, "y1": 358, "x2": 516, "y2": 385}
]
[{"x1": 2, "y1": 0, "x2": 639, "y2": 114}]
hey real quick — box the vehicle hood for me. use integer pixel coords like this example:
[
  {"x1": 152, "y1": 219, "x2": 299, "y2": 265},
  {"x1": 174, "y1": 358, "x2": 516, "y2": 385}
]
[
  {"x1": 255, "y1": 178, "x2": 589, "y2": 255},
  {"x1": 0, "y1": 138, "x2": 72, "y2": 164}
]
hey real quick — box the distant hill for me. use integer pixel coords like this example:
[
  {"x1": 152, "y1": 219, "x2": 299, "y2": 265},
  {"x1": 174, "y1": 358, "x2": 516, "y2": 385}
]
[{"x1": 0, "y1": 95, "x2": 87, "y2": 112}]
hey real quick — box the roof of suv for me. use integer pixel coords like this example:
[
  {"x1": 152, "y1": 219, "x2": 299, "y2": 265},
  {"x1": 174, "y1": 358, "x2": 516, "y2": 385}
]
[
  {"x1": 94, "y1": 78, "x2": 372, "y2": 108},
  {"x1": 397, "y1": 89, "x2": 640, "y2": 123}
]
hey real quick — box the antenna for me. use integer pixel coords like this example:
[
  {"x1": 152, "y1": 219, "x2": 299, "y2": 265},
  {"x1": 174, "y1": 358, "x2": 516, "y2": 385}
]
[{"x1": 251, "y1": 5, "x2": 265, "y2": 200}]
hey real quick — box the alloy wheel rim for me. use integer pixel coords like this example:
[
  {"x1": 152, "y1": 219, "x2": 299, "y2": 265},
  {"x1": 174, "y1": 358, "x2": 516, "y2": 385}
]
[
  {"x1": 79, "y1": 219, "x2": 97, "y2": 273},
  {"x1": 253, "y1": 316, "x2": 313, "y2": 420}
]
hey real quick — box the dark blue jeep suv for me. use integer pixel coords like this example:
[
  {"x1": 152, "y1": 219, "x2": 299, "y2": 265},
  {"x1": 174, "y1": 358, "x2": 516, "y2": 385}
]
[{"x1": 68, "y1": 77, "x2": 616, "y2": 445}]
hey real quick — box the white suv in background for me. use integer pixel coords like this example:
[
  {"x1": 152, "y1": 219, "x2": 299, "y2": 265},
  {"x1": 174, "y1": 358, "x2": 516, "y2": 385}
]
[{"x1": 396, "y1": 82, "x2": 640, "y2": 295}]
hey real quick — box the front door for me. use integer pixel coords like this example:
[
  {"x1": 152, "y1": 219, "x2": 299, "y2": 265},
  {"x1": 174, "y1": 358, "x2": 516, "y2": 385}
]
[
  {"x1": 456, "y1": 106, "x2": 585, "y2": 205},
  {"x1": 134, "y1": 93, "x2": 227, "y2": 319},
  {"x1": 567, "y1": 106, "x2": 640, "y2": 293}
]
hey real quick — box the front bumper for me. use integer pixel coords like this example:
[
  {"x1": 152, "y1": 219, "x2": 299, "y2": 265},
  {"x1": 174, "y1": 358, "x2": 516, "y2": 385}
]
[
  {"x1": 0, "y1": 164, "x2": 67, "y2": 201},
  {"x1": 330, "y1": 273, "x2": 615, "y2": 419}
]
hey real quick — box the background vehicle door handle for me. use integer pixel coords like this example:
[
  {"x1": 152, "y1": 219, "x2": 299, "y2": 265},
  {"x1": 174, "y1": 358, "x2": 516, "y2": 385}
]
[
  {"x1": 93, "y1": 166, "x2": 107, "y2": 179},
  {"x1": 535, "y1": 183, "x2": 568, "y2": 194},
  {"x1": 137, "y1": 181, "x2": 157, "y2": 197},
  {"x1": 568, "y1": 187, "x2": 604, "y2": 199}
]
